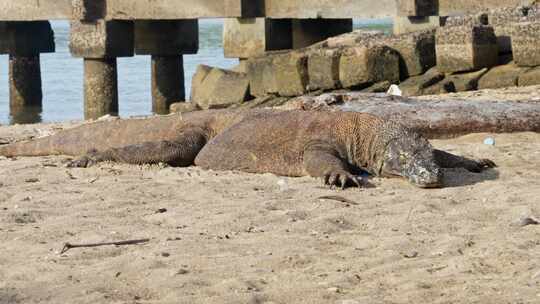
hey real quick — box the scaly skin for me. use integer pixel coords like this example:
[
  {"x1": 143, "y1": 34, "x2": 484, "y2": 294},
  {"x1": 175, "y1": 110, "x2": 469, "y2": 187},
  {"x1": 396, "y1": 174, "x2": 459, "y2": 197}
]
[{"x1": 0, "y1": 109, "x2": 495, "y2": 188}]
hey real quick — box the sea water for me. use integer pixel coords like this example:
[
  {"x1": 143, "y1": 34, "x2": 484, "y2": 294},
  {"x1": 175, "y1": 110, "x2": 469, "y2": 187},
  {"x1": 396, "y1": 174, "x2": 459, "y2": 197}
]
[{"x1": 0, "y1": 19, "x2": 391, "y2": 125}]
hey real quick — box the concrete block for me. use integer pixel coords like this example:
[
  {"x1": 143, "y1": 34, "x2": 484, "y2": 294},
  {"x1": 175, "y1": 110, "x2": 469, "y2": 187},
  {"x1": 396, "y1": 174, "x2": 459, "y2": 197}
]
[
  {"x1": 0, "y1": 21, "x2": 55, "y2": 56},
  {"x1": 396, "y1": 0, "x2": 437, "y2": 17},
  {"x1": 393, "y1": 16, "x2": 443, "y2": 35},
  {"x1": 0, "y1": 0, "x2": 71, "y2": 21},
  {"x1": 477, "y1": 63, "x2": 530, "y2": 89},
  {"x1": 246, "y1": 55, "x2": 279, "y2": 97},
  {"x1": 70, "y1": 20, "x2": 134, "y2": 58},
  {"x1": 436, "y1": 25, "x2": 498, "y2": 73},
  {"x1": 223, "y1": 18, "x2": 292, "y2": 59},
  {"x1": 512, "y1": 22, "x2": 540, "y2": 67},
  {"x1": 191, "y1": 67, "x2": 250, "y2": 109},
  {"x1": 438, "y1": 0, "x2": 526, "y2": 16},
  {"x1": 339, "y1": 45, "x2": 399, "y2": 89},
  {"x1": 447, "y1": 68, "x2": 488, "y2": 92},
  {"x1": 318, "y1": 30, "x2": 384, "y2": 48},
  {"x1": 273, "y1": 51, "x2": 309, "y2": 96},
  {"x1": 72, "y1": 0, "x2": 106, "y2": 21},
  {"x1": 190, "y1": 64, "x2": 213, "y2": 102},
  {"x1": 518, "y1": 66, "x2": 540, "y2": 86},
  {"x1": 308, "y1": 48, "x2": 342, "y2": 90},
  {"x1": 291, "y1": 19, "x2": 352, "y2": 49},
  {"x1": 380, "y1": 29, "x2": 436, "y2": 79},
  {"x1": 398, "y1": 67, "x2": 445, "y2": 96},
  {"x1": 443, "y1": 13, "x2": 488, "y2": 27},
  {"x1": 135, "y1": 20, "x2": 198, "y2": 56}
]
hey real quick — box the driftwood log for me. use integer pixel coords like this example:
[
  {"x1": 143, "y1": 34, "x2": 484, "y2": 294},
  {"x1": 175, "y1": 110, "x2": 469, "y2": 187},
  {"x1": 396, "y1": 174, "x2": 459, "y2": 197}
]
[{"x1": 287, "y1": 93, "x2": 540, "y2": 138}]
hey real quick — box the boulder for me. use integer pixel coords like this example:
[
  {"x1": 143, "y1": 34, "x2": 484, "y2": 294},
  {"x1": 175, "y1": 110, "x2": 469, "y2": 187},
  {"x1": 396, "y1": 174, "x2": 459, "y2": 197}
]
[
  {"x1": 518, "y1": 66, "x2": 540, "y2": 86},
  {"x1": 436, "y1": 25, "x2": 498, "y2": 73},
  {"x1": 339, "y1": 45, "x2": 399, "y2": 89},
  {"x1": 512, "y1": 22, "x2": 540, "y2": 67},
  {"x1": 477, "y1": 63, "x2": 530, "y2": 90},
  {"x1": 273, "y1": 51, "x2": 309, "y2": 97},
  {"x1": 447, "y1": 68, "x2": 488, "y2": 92},
  {"x1": 308, "y1": 48, "x2": 341, "y2": 90},
  {"x1": 398, "y1": 67, "x2": 445, "y2": 96},
  {"x1": 246, "y1": 55, "x2": 278, "y2": 97},
  {"x1": 191, "y1": 66, "x2": 250, "y2": 109}
]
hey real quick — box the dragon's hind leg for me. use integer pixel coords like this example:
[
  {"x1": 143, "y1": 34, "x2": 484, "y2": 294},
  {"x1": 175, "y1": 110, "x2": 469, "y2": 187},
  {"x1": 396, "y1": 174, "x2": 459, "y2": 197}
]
[{"x1": 67, "y1": 127, "x2": 208, "y2": 168}]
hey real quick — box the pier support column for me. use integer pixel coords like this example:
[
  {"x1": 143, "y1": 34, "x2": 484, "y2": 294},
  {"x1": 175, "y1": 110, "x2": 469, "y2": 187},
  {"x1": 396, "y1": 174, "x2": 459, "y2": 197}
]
[
  {"x1": 83, "y1": 58, "x2": 118, "y2": 119},
  {"x1": 69, "y1": 20, "x2": 134, "y2": 120},
  {"x1": 151, "y1": 55, "x2": 185, "y2": 114},
  {"x1": 135, "y1": 20, "x2": 198, "y2": 114},
  {"x1": 1, "y1": 21, "x2": 54, "y2": 124},
  {"x1": 223, "y1": 18, "x2": 292, "y2": 59}
]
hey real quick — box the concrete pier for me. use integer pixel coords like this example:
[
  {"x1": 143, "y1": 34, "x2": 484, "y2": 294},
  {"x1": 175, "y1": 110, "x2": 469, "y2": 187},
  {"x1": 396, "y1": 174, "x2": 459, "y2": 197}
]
[
  {"x1": 9, "y1": 54, "x2": 42, "y2": 109},
  {"x1": 83, "y1": 58, "x2": 119, "y2": 119},
  {"x1": 135, "y1": 20, "x2": 198, "y2": 114},
  {"x1": 151, "y1": 55, "x2": 185, "y2": 114}
]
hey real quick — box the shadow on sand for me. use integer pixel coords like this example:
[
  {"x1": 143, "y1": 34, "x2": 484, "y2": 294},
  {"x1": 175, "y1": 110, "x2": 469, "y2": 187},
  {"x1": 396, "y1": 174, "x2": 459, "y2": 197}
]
[{"x1": 442, "y1": 168, "x2": 500, "y2": 188}]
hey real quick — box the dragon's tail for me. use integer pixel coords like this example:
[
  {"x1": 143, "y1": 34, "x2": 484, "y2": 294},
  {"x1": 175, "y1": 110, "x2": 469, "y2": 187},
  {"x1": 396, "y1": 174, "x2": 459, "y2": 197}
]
[{"x1": 0, "y1": 136, "x2": 64, "y2": 157}]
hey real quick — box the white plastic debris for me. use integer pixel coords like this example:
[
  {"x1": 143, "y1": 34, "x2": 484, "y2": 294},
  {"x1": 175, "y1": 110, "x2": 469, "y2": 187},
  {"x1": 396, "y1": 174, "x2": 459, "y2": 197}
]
[
  {"x1": 483, "y1": 137, "x2": 495, "y2": 146},
  {"x1": 386, "y1": 84, "x2": 402, "y2": 96}
]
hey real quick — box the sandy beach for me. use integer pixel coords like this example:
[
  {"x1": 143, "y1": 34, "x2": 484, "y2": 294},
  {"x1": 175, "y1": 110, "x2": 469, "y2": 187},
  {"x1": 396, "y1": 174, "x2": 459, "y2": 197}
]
[{"x1": 1, "y1": 91, "x2": 540, "y2": 303}]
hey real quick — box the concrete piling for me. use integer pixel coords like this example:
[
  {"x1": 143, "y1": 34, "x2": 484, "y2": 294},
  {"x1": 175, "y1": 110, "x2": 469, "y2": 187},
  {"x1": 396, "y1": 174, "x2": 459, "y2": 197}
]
[
  {"x1": 9, "y1": 54, "x2": 42, "y2": 110},
  {"x1": 151, "y1": 55, "x2": 185, "y2": 114},
  {"x1": 83, "y1": 58, "x2": 119, "y2": 119},
  {"x1": 135, "y1": 20, "x2": 198, "y2": 114}
]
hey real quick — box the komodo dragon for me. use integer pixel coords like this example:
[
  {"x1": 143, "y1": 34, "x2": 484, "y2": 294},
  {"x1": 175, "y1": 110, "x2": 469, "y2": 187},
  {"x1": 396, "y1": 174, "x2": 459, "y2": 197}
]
[{"x1": 0, "y1": 109, "x2": 495, "y2": 188}]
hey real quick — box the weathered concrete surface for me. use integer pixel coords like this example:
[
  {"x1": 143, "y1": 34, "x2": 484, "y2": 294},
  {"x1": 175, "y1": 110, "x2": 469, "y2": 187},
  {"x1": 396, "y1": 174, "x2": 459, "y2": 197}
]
[
  {"x1": 191, "y1": 66, "x2": 250, "y2": 109},
  {"x1": 246, "y1": 55, "x2": 279, "y2": 97},
  {"x1": 70, "y1": 20, "x2": 134, "y2": 58},
  {"x1": 438, "y1": 0, "x2": 531, "y2": 16},
  {"x1": 151, "y1": 55, "x2": 185, "y2": 115},
  {"x1": 393, "y1": 16, "x2": 443, "y2": 35},
  {"x1": 0, "y1": 0, "x2": 71, "y2": 21},
  {"x1": 9, "y1": 55, "x2": 42, "y2": 110},
  {"x1": 518, "y1": 66, "x2": 540, "y2": 86},
  {"x1": 73, "y1": 0, "x2": 106, "y2": 21},
  {"x1": 477, "y1": 63, "x2": 530, "y2": 89},
  {"x1": 512, "y1": 22, "x2": 540, "y2": 67},
  {"x1": 135, "y1": 20, "x2": 198, "y2": 56},
  {"x1": 83, "y1": 58, "x2": 119, "y2": 120},
  {"x1": 170, "y1": 102, "x2": 200, "y2": 113},
  {"x1": 436, "y1": 25, "x2": 498, "y2": 73},
  {"x1": 398, "y1": 67, "x2": 445, "y2": 96},
  {"x1": 291, "y1": 19, "x2": 352, "y2": 49},
  {"x1": 339, "y1": 46, "x2": 399, "y2": 88},
  {"x1": 396, "y1": 0, "x2": 437, "y2": 17},
  {"x1": 274, "y1": 51, "x2": 309, "y2": 96},
  {"x1": 0, "y1": 0, "x2": 534, "y2": 20},
  {"x1": 262, "y1": 0, "x2": 396, "y2": 18},
  {"x1": 106, "y1": 0, "x2": 245, "y2": 19},
  {"x1": 308, "y1": 48, "x2": 342, "y2": 90},
  {"x1": 223, "y1": 18, "x2": 292, "y2": 58},
  {"x1": 447, "y1": 68, "x2": 488, "y2": 92}
]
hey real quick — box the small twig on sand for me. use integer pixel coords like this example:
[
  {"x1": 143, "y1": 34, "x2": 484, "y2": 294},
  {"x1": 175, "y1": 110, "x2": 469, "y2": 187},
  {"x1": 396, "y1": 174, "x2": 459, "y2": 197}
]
[
  {"x1": 317, "y1": 195, "x2": 359, "y2": 206},
  {"x1": 60, "y1": 238, "x2": 150, "y2": 254}
]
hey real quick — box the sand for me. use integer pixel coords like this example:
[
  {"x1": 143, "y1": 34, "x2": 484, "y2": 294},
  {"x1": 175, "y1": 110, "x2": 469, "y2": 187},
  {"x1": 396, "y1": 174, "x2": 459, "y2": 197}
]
[{"x1": 1, "y1": 95, "x2": 540, "y2": 303}]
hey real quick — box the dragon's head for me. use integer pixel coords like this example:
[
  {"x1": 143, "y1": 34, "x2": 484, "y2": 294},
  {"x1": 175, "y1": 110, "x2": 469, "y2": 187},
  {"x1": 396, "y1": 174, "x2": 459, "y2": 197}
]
[{"x1": 379, "y1": 135, "x2": 442, "y2": 188}]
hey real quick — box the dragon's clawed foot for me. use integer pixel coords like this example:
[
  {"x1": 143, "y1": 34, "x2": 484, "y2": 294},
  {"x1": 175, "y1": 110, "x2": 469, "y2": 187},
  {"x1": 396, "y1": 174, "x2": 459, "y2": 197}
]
[
  {"x1": 66, "y1": 150, "x2": 101, "y2": 168},
  {"x1": 322, "y1": 170, "x2": 364, "y2": 189}
]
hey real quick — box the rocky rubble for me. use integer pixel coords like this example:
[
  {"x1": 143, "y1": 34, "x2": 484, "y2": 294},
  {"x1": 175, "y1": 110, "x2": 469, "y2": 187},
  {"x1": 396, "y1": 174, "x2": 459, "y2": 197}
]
[{"x1": 175, "y1": 3, "x2": 540, "y2": 112}]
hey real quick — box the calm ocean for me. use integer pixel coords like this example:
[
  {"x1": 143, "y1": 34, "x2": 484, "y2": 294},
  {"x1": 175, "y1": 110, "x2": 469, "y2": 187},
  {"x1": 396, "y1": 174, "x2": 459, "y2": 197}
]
[{"x1": 0, "y1": 19, "x2": 391, "y2": 125}]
